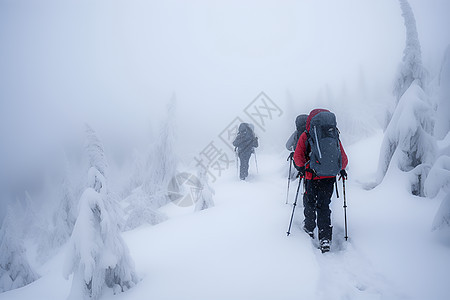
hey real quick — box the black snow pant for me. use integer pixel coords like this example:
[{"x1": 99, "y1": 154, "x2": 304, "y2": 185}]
[
  {"x1": 303, "y1": 177, "x2": 335, "y2": 241},
  {"x1": 239, "y1": 152, "x2": 251, "y2": 180}
]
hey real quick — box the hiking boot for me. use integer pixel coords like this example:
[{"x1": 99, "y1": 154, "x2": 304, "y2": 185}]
[
  {"x1": 320, "y1": 239, "x2": 330, "y2": 253},
  {"x1": 303, "y1": 226, "x2": 314, "y2": 239}
]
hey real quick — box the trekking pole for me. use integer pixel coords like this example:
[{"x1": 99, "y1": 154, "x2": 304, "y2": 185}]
[
  {"x1": 253, "y1": 150, "x2": 259, "y2": 174},
  {"x1": 335, "y1": 180, "x2": 339, "y2": 198},
  {"x1": 287, "y1": 177, "x2": 302, "y2": 236},
  {"x1": 342, "y1": 178, "x2": 348, "y2": 241},
  {"x1": 235, "y1": 148, "x2": 239, "y2": 179},
  {"x1": 285, "y1": 155, "x2": 293, "y2": 204}
]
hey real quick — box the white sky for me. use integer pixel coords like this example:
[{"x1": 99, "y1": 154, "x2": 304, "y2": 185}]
[{"x1": 0, "y1": 0, "x2": 449, "y2": 200}]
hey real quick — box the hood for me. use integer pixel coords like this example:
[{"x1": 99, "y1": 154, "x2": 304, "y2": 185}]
[
  {"x1": 238, "y1": 123, "x2": 251, "y2": 133},
  {"x1": 306, "y1": 109, "x2": 329, "y2": 132}
]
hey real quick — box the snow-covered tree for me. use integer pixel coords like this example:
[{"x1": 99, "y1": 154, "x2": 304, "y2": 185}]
[
  {"x1": 426, "y1": 125, "x2": 450, "y2": 235},
  {"x1": 51, "y1": 170, "x2": 76, "y2": 247},
  {"x1": 428, "y1": 142, "x2": 450, "y2": 237},
  {"x1": 195, "y1": 167, "x2": 215, "y2": 212},
  {"x1": 142, "y1": 96, "x2": 178, "y2": 208},
  {"x1": 84, "y1": 124, "x2": 108, "y2": 178},
  {"x1": 64, "y1": 127, "x2": 138, "y2": 299},
  {"x1": 35, "y1": 154, "x2": 77, "y2": 262},
  {"x1": 425, "y1": 155, "x2": 450, "y2": 199},
  {"x1": 368, "y1": 0, "x2": 435, "y2": 195},
  {"x1": 119, "y1": 149, "x2": 146, "y2": 199},
  {"x1": 439, "y1": 45, "x2": 450, "y2": 87},
  {"x1": 0, "y1": 207, "x2": 39, "y2": 293},
  {"x1": 393, "y1": 0, "x2": 427, "y2": 103},
  {"x1": 432, "y1": 193, "x2": 450, "y2": 236},
  {"x1": 120, "y1": 97, "x2": 179, "y2": 230},
  {"x1": 382, "y1": 0, "x2": 428, "y2": 130},
  {"x1": 435, "y1": 45, "x2": 450, "y2": 140},
  {"x1": 122, "y1": 187, "x2": 168, "y2": 231},
  {"x1": 369, "y1": 82, "x2": 436, "y2": 195}
]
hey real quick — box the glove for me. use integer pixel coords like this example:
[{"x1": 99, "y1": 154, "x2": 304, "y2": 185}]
[
  {"x1": 288, "y1": 152, "x2": 294, "y2": 161},
  {"x1": 297, "y1": 166, "x2": 305, "y2": 178},
  {"x1": 339, "y1": 169, "x2": 348, "y2": 180}
]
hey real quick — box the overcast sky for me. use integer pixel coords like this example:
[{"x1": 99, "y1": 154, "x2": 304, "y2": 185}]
[{"x1": 0, "y1": 0, "x2": 449, "y2": 205}]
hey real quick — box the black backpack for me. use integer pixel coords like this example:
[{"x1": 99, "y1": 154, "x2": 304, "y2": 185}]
[
  {"x1": 235, "y1": 123, "x2": 258, "y2": 154},
  {"x1": 306, "y1": 111, "x2": 342, "y2": 177}
]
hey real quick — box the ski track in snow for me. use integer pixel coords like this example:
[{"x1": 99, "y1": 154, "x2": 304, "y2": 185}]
[
  {"x1": 120, "y1": 153, "x2": 401, "y2": 300},
  {"x1": 272, "y1": 156, "x2": 401, "y2": 300}
]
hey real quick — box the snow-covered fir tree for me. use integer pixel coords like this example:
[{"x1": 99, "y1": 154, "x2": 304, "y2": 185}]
[
  {"x1": 393, "y1": 0, "x2": 427, "y2": 104},
  {"x1": 435, "y1": 45, "x2": 450, "y2": 140},
  {"x1": 123, "y1": 187, "x2": 168, "y2": 231},
  {"x1": 372, "y1": 82, "x2": 436, "y2": 195},
  {"x1": 64, "y1": 127, "x2": 138, "y2": 299},
  {"x1": 432, "y1": 193, "x2": 450, "y2": 239},
  {"x1": 34, "y1": 153, "x2": 77, "y2": 262},
  {"x1": 0, "y1": 206, "x2": 39, "y2": 293},
  {"x1": 120, "y1": 149, "x2": 168, "y2": 231},
  {"x1": 426, "y1": 154, "x2": 450, "y2": 236},
  {"x1": 195, "y1": 167, "x2": 215, "y2": 212},
  {"x1": 369, "y1": 0, "x2": 435, "y2": 195},
  {"x1": 51, "y1": 167, "x2": 76, "y2": 248},
  {"x1": 122, "y1": 97, "x2": 178, "y2": 230},
  {"x1": 383, "y1": 0, "x2": 428, "y2": 129},
  {"x1": 143, "y1": 96, "x2": 178, "y2": 208},
  {"x1": 84, "y1": 124, "x2": 108, "y2": 178},
  {"x1": 425, "y1": 46, "x2": 450, "y2": 235},
  {"x1": 121, "y1": 149, "x2": 147, "y2": 199}
]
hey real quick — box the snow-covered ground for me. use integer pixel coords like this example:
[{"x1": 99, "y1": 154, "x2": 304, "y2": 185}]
[{"x1": 1, "y1": 131, "x2": 449, "y2": 300}]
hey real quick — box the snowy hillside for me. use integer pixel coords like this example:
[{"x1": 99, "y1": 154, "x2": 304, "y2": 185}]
[
  {"x1": 1, "y1": 132, "x2": 449, "y2": 300},
  {"x1": 1, "y1": 0, "x2": 450, "y2": 299}
]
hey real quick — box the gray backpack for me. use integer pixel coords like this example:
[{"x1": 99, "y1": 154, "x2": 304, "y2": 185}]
[{"x1": 307, "y1": 111, "x2": 342, "y2": 177}]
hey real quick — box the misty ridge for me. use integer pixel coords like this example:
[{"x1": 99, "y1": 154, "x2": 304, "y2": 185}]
[{"x1": 0, "y1": 0, "x2": 449, "y2": 299}]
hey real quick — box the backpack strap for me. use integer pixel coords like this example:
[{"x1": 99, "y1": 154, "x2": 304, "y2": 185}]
[
  {"x1": 304, "y1": 133, "x2": 316, "y2": 179},
  {"x1": 305, "y1": 131, "x2": 312, "y2": 162}
]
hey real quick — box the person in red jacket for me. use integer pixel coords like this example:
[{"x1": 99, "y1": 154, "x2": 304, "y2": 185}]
[{"x1": 293, "y1": 109, "x2": 348, "y2": 252}]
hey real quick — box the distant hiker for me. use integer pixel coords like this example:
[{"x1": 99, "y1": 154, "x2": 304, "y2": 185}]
[
  {"x1": 233, "y1": 123, "x2": 258, "y2": 180},
  {"x1": 286, "y1": 114, "x2": 308, "y2": 179},
  {"x1": 293, "y1": 109, "x2": 348, "y2": 253}
]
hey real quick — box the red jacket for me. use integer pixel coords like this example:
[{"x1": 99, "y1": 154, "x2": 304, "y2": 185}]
[{"x1": 293, "y1": 109, "x2": 348, "y2": 180}]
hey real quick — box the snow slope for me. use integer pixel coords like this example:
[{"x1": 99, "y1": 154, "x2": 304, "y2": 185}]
[{"x1": 1, "y1": 131, "x2": 449, "y2": 300}]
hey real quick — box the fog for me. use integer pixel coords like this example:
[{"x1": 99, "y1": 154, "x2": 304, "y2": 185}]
[{"x1": 0, "y1": 0, "x2": 449, "y2": 215}]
